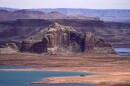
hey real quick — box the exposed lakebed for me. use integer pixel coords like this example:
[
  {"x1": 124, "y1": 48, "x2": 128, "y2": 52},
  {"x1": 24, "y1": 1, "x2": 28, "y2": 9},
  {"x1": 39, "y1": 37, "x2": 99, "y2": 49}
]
[{"x1": 0, "y1": 66, "x2": 93, "y2": 86}]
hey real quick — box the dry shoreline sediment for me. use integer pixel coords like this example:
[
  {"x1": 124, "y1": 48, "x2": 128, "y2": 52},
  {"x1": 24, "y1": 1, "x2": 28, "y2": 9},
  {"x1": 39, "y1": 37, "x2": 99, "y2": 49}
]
[
  {"x1": 1, "y1": 67, "x2": 130, "y2": 86},
  {"x1": 32, "y1": 74, "x2": 130, "y2": 86},
  {"x1": 0, "y1": 53, "x2": 130, "y2": 86}
]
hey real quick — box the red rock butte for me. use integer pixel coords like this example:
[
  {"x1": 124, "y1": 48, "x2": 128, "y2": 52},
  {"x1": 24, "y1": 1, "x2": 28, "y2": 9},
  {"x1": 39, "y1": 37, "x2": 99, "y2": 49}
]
[{"x1": 20, "y1": 22, "x2": 116, "y2": 54}]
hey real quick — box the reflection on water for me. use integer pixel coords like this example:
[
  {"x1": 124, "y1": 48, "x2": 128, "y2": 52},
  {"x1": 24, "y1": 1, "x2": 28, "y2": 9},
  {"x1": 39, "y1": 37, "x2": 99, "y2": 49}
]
[
  {"x1": 0, "y1": 66, "x2": 93, "y2": 86},
  {"x1": 115, "y1": 48, "x2": 130, "y2": 56}
]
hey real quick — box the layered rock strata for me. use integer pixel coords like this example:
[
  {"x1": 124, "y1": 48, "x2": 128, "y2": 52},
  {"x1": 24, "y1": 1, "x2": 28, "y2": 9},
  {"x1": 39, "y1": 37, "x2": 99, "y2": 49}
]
[
  {"x1": 85, "y1": 32, "x2": 115, "y2": 54},
  {"x1": 20, "y1": 23, "x2": 115, "y2": 54}
]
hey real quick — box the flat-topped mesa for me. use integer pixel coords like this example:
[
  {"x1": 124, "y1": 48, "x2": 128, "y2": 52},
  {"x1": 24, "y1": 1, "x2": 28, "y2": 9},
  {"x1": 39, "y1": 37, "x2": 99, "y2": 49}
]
[{"x1": 20, "y1": 22, "x2": 116, "y2": 54}]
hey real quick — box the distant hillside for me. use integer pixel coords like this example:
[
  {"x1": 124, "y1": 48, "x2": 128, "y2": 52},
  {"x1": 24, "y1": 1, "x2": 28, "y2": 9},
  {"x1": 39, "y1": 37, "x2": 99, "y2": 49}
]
[
  {"x1": 0, "y1": 7, "x2": 130, "y2": 22},
  {"x1": 30, "y1": 8, "x2": 130, "y2": 22},
  {"x1": 0, "y1": 7, "x2": 17, "y2": 12},
  {"x1": 0, "y1": 19, "x2": 130, "y2": 48},
  {"x1": 0, "y1": 9, "x2": 98, "y2": 21}
]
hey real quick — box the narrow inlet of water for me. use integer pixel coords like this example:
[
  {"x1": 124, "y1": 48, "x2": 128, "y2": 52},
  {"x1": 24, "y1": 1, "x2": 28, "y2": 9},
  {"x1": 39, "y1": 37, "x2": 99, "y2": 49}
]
[{"x1": 0, "y1": 66, "x2": 94, "y2": 86}]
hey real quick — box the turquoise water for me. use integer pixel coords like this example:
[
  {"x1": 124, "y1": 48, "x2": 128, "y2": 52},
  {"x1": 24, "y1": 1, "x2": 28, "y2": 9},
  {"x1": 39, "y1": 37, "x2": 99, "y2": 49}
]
[
  {"x1": 0, "y1": 66, "x2": 93, "y2": 86},
  {"x1": 115, "y1": 48, "x2": 130, "y2": 56}
]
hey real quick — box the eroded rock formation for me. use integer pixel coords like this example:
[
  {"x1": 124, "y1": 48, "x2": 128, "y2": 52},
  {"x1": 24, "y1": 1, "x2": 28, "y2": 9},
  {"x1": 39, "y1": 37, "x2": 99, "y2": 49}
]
[
  {"x1": 85, "y1": 32, "x2": 115, "y2": 54},
  {"x1": 20, "y1": 23, "x2": 115, "y2": 54},
  {"x1": 0, "y1": 43, "x2": 18, "y2": 54}
]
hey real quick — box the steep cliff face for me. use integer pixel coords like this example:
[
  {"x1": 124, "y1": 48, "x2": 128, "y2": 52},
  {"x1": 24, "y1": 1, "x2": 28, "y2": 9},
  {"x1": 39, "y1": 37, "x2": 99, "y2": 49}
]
[
  {"x1": 20, "y1": 23, "x2": 84, "y2": 54},
  {"x1": 85, "y1": 32, "x2": 115, "y2": 54},
  {"x1": 20, "y1": 23, "x2": 115, "y2": 54}
]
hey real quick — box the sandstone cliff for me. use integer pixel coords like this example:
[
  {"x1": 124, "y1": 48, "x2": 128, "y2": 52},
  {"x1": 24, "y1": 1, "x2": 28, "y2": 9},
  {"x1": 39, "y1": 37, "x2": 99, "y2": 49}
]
[
  {"x1": 21, "y1": 23, "x2": 84, "y2": 54},
  {"x1": 20, "y1": 23, "x2": 115, "y2": 54},
  {"x1": 85, "y1": 32, "x2": 115, "y2": 54}
]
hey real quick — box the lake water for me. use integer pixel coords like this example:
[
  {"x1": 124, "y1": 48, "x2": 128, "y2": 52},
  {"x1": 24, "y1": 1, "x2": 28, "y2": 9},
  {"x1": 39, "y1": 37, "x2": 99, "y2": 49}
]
[
  {"x1": 0, "y1": 66, "x2": 93, "y2": 86},
  {"x1": 115, "y1": 48, "x2": 130, "y2": 56}
]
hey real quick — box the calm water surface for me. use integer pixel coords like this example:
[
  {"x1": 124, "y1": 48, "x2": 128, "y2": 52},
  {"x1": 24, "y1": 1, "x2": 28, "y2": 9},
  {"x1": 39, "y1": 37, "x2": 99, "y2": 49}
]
[
  {"x1": 115, "y1": 48, "x2": 130, "y2": 56},
  {"x1": 0, "y1": 66, "x2": 93, "y2": 86}
]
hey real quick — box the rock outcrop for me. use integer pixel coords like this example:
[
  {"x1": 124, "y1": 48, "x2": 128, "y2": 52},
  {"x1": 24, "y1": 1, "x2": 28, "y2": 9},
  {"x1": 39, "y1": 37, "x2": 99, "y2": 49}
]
[
  {"x1": 20, "y1": 23, "x2": 115, "y2": 54},
  {"x1": 0, "y1": 43, "x2": 18, "y2": 54},
  {"x1": 85, "y1": 32, "x2": 115, "y2": 54},
  {"x1": 6, "y1": 43, "x2": 19, "y2": 50},
  {"x1": 20, "y1": 23, "x2": 84, "y2": 54}
]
